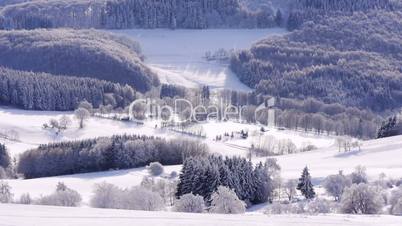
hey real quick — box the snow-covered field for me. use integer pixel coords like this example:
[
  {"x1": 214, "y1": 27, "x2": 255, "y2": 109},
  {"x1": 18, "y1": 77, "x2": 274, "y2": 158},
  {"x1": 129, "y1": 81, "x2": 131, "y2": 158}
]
[
  {"x1": 110, "y1": 29, "x2": 287, "y2": 91},
  {"x1": 0, "y1": 204, "x2": 401, "y2": 226},
  {"x1": 2, "y1": 107, "x2": 402, "y2": 205}
]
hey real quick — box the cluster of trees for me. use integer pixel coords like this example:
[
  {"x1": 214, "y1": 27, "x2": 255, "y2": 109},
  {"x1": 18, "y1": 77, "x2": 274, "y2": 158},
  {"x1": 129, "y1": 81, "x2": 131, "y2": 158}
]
[
  {"x1": 377, "y1": 115, "x2": 402, "y2": 138},
  {"x1": 160, "y1": 84, "x2": 186, "y2": 99},
  {"x1": 322, "y1": 166, "x2": 387, "y2": 214},
  {"x1": 90, "y1": 182, "x2": 166, "y2": 211},
  {"x1": 231, "y1": 10, "x2": 402, "y2": 114},
  {"x1": 0, "y1": 67, "x2": 136, "y2": 111},
  {"x1": 0, "y1": 0, "x2": 280, "y2": 30},
  {"x1": 17, "y1": 136, "x2": 208, "y2": 178},
  {"x1": 176, "y1": 156, "x2": 280, "y2": 205},
  {"x1": 0, "y1": 29, "x2": 158, "y2": 92},
  {"x1": 274, "y1": 98, "x2": 382, "y2": 139},
  {"x1": 35, "y1": 182, "x2": 82, "y2": 207},
  {"x1": 287, "y1": 0, "x2": 399, "y2": 30}
]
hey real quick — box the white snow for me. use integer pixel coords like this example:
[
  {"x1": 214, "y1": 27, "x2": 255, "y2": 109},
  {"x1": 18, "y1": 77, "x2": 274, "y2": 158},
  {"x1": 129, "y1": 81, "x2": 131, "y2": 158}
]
[
  {"x1": 109, "y1": 29, "x2": 287, "y2": 91},
  {"x1": 0, "y1": 204, "x2": 401, "y2": 226},
  {"x1": 2, "y1": 106, "x2": 402, "y2": 216},
  {"x1": 6, "y1": 165, "x2": 182, "y2": 204}
]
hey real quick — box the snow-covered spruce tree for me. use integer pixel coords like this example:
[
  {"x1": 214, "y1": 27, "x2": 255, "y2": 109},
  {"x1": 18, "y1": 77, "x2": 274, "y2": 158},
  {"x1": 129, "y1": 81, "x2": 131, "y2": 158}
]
[
  {"x1": 0, "y1": 144, "x2": 10, "y2": 169},
  {"x1": 253, "y1": 160, "x2": 274, "y2": 203},
  {"x1": 174, "y1": 193, "x2": 205, "y2": 213},
  {"x1": 209, "y1": 186, "x2": 246, "y2": 214},
  {"x1": 323, "y1": 171, "x2": 352, "y2": 201},
  {"x1": 297, "y1": 166, "x2": 315, "y2": 200},
  {"x1": 340, "y1": 183, "x2": 384, "y2": 214}
]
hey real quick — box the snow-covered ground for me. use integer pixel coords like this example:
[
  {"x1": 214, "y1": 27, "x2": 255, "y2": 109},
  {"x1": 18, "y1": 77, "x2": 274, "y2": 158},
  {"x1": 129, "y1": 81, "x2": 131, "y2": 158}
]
[
  {"x1": 0, "y1": 107, "x2": 334, "y2": 156},
  {"x1": 0, "y1": 204, "x2": 401, "y2": 226},
  {"x1": 109, "y1": 29, "x2": 287, "y2": 91},
  {"x1": 1, "y1": 106, "x2": 402, "y2": 208},
  {"x1": 7, "y1": 165, "x2": 181, "y2": 204},
  {"x1": 274, "y1": 135, "x2": 402, "y2": 180}
]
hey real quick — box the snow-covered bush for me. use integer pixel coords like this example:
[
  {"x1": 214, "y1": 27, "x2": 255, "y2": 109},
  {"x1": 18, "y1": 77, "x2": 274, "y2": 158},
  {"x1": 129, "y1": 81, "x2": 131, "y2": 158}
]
[
  {"x1": 350, "y1": 165, "x2": 368, "y2": 184},
  {"x1": 265, "y1": 202, "x2": 307, "y2": 215},
  {"x1": 122, "y1": 186, "x2": 165, "y2": 211},
  {"x1": 0, "y1": 167, "x2": 7, "y2": 179},
  {"x1": 340, "y1": 183, "x2": 384, "y2": 214},
  {"x1": 390, "y1": 188, "x2": 402, "y2": 215},
  {"x1": 0, "y1": 181, "x2": 13, "y2": 203},
  {"x1": 90, "y1": 182, "x2": 122, "y2": 209},
  {"x1": 306, "y1": 199, "x2": 333, "y2": 214},
  {"x1": 18, "y1": 193, "x2": 32, "y2": 205},
  {"x1": 265, "y1": 202, "x2": 293, "y2": 215},
  {"x1": 36, "y1": 185, "x2": 82, "y2": 207},
  {"x1": 91, "y1": 183, "x2": 164, "y2": 211},
  {"x1": 147, "y1": 162, "x2": 164, "y2": 176},
  {"x1": 323, "y1": 172, "x2": 351, "y2": 201},
  {"x1": 174, "y1": 193, "x2": 205, "y2": 213},
  {"x1": 209, "y1": 186, "x2": 246, "y2": 214}
]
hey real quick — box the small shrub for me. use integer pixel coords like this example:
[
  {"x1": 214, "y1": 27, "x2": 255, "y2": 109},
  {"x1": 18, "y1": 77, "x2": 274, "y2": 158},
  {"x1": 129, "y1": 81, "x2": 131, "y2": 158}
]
[
  {"x1": 147, "y1": 162, "x2": 164, "y2": 176},
  {"x1": 174, "y1": 193, "x2": 205, "y2": 213},
  {"x1": 18, "y1": 193, "x2": 32, "y2": 205},
  {"x1": 390, "y1": 188, "x2": 402, "y2": 215}
]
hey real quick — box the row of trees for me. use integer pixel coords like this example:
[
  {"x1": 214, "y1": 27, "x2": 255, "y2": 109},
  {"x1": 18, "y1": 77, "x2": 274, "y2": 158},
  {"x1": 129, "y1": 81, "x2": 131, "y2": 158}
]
[
  {"x1": 0, "y1": 67, "x2": 136, "y2": 111},
  {"x1": 0, "y1": 0, "x2": 280, "y2": 30},
  {"x1": 0, "y1": 29, "x2": 158, "y2": 92},
  {"x1": 17, "y1": 136, "x2": 208, "y2": 178}
]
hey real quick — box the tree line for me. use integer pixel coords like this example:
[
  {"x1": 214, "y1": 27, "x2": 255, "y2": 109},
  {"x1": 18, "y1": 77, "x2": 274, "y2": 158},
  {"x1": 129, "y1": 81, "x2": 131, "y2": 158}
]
[
  {"x1": 17, "y1": 135, "x2": 208, "y2": 178},
  {"x1": 0, "y1": 0, "x2": 280, "y2": 30},
  {"x1": 0, "y1": 67, "x2": 136, "y2": 111}
]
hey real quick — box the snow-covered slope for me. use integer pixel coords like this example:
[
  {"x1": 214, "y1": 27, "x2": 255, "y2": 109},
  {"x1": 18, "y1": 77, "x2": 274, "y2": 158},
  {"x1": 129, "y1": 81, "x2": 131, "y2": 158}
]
[
  {"x1": 6, "y1": 134, "x2": 402, "y2": 203},
  {"x1": 274, "y1": 135, "x2": 402, "y2": 180},
  {"x1": 110, "y1": 29, "x2": 287, "y2": 91},
  {"x1": 0, "y1": 204, "x2": 401, "y2": 226}
]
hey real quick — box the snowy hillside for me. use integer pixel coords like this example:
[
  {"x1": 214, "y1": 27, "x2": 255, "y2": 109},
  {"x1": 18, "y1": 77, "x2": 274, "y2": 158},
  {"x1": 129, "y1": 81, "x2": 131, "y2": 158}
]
[
  {"x1": 3, "y1": 103, "x2": 401, "y2": 204},
  {"x1": 0, "y1": 204, "x2": 401, "y2": 226},
  {"x1": 110, "y1": 29, "x2": 287, "y2": 91}
]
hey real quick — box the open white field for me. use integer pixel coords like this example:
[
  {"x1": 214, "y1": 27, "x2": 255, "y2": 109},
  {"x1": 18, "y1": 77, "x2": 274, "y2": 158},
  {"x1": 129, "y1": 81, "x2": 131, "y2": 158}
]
[
  {"x1": 110, "y1": 29, "x2": 287, "y2": 91},
  {"x1": 0, "y1": 204, "x2": 401, "y2": 226}
]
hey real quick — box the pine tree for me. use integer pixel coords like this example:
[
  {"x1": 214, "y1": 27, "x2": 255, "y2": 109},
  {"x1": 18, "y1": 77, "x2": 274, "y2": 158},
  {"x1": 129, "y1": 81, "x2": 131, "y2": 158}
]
[
  {"x1": 275, "y1": 9, "x2": 283, "y2": 26},
  {"x1": 297, "y1": 166, "x2": 315, "y2": 200},
  {"x1": 0, "y1": 144, "x2": 10, "y2": 169}
]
